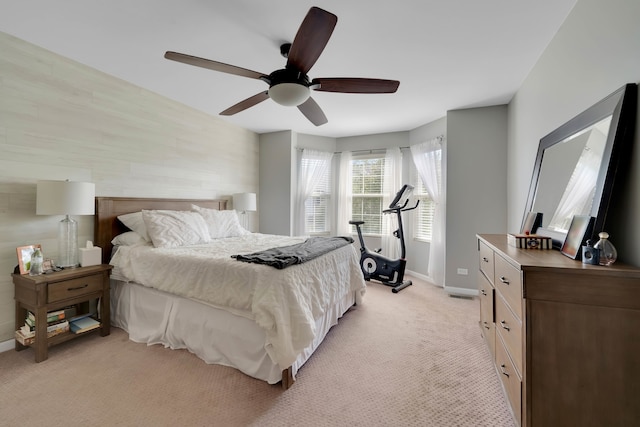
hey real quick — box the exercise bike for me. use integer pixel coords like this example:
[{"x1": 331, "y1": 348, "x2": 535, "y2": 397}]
[{"x1": 349, "y1": 184, "x2": 419, "y2": 293}]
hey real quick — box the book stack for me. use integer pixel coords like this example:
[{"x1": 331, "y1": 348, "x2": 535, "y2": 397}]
[
  {"x1": 69, "y1": 314, "x2": 100, "y2": 334},
  {"x1": 15, "y1": 308, "x2": 75, "y2": 345}
]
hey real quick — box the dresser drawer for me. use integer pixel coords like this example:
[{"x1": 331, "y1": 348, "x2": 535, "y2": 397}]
[
  {"x1": 496, "y1": 334, "x2": 522, "y2": 426},
  {"x1": 479, "y1": 273, "x2": 496, "y2": 358},
  {"x1": 48, "y1": 274, "x2": 104, "y2": 303},
  {"x1": 479, "y1": 240, "x2": 495, "y2": 284},
  {"x1": 495, "y1": 254, "x2": 523, "y2": 319},
  {"x1": 496, "y1": 293, "x2": 523, "y2": 376}
]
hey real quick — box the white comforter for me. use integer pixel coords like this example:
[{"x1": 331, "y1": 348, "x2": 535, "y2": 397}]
[{"x1": 110, "y1": 233, "x2": 366, "y2": 370}]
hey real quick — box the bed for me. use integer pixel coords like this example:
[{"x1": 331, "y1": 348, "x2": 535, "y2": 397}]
[{"x1": 94, "y1": 197, "x2": 366, "y2": 388}]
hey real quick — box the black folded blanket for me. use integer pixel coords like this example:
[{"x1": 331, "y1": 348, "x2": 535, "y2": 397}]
[{"x1": 232, "y1": 236, "x2": 354, "y2": 269}]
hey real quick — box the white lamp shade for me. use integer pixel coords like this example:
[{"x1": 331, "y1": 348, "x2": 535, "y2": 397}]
[
  {"x1": 268, "y1": 83, "x2": 310, "y2": 106},
  {"x1": 36, "y1": 180, "x2": 96, "y2": 215},
  {"x1": 233, "y1": 193, "x2": 257, "y2": 212}
]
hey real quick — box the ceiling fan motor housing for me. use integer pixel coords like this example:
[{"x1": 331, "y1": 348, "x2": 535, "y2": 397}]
[{"x1": 268, "y1": 68, "x2": 311, "y2": 106}]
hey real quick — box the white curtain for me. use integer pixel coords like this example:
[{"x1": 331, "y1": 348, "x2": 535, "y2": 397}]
[
  {"x1": 336, "y1": 151, "x2": 353, "y2": 236},
  {"x1": 382, "y1": 147, "x2": 402, "y2": 259},
  {"x1": 411, "y1": 137, "x2": 445, "y2": 287},
  {"x1": 294, "y1": 149, "x2": 333, "y2": 236}
]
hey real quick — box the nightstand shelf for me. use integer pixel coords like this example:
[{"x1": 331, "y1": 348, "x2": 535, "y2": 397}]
[{"x1": 13, "y1": 264, "x2": 112, "y2": 362}]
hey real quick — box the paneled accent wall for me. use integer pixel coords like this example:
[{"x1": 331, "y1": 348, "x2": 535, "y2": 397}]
[{"x1": 0, "y1": 32, "x2": 259, "y2": 342}]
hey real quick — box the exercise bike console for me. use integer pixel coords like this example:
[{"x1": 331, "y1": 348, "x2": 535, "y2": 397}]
[{"x1": 350, "y1": 184, "x2": 419, "y2": 293}]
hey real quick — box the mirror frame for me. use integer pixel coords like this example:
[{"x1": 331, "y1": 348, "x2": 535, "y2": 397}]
[{"x1": 522, "y1": 83, "x2": 637, "y2": 249}]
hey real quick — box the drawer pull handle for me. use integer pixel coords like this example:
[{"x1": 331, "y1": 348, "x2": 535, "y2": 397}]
[
  {"x1": 481, "y1": 289, "x2": 487, "y2": 296},
  {"x1": 68, "y1": 284, "x2": 89, "y2": 291},
  {"x1": 500, "y1": 364, "x2": 510, "y2": 378},
  {"x1": 482, "y1": 257, "x2": 489, "y2": 263},
  {"x1": 499, "y1": 276, "x2": 510, "y2": 285},
  {"x1": 500, "y1": 320, "x2": 510, "y2": 331}
]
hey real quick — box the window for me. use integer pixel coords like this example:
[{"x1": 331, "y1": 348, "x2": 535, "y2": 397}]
[
  {"x1": 350, "y1": 155, "x2": 385, "y2": 235},
  {"x1": 303, "y1": 157, "x2": 332, "y2": 234},
  {"x1": 411, "y1": 151, "x2": 441, "y2": 241}
]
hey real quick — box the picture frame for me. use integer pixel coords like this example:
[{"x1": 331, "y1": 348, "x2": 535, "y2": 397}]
[
  {"x1": 561, "y1": 215, "x2": 595, "y2": 260},
  {"x1": 16, "y1": 244, "x2": 42, "y2": 275}
]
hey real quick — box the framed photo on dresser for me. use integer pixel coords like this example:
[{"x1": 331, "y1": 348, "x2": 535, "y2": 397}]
[{"x1": 561, "y1": 216, "x2": 594, "y2": 260}]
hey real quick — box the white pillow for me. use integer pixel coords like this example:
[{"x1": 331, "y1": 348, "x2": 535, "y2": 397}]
[
  {"x1": 142, "y1": 209, "x2": 211, "y2": 248},
  {"x1": 117, "y1": 212, "x2": 150, "y2": 241},
  {"x1": 111, "y1": 231, "x2": 147, "y2": 246},
  {"x1": 191, "y1": 204, "x2": 250, "y2": 239}
]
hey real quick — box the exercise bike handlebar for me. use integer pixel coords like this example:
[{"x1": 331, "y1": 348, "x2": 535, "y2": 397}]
[{"x1": 382, "y1": 199, "x2": 420, "y2": 214}]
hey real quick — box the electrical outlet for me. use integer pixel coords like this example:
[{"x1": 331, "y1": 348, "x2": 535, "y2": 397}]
[{"x1": 457, "y1": 268, "x2": 468, "y2": 276}]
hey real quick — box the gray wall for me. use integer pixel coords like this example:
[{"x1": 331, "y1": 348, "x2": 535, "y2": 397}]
[
  {"x1": 446, "y1": 106, "x2": 508, "y2": 292},
  {"x1": 258, "y1": 131, "x2": 295, "y2": 236},
  {"x1": 507, "y1": 0, "x2": 640, "y2": 266}
]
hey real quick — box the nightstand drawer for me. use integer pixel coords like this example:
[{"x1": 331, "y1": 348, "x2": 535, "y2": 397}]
[{"x1": 48, "y1": 274, "x2": 103, "y2": 303}]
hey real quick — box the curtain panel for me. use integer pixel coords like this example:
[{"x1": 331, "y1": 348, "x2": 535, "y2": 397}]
[{"x1": 411, "y1": 137, "x2": 445, "y2": 286}]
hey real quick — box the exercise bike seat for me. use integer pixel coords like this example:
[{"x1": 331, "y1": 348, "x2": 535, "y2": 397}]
[{"x1": 349, "y1": 220, "x2": 365, "y2": 225}]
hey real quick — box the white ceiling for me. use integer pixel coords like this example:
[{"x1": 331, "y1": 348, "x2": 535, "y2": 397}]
[{"x1": 0, "y1": 0, "x2": 577, "y2": 138}]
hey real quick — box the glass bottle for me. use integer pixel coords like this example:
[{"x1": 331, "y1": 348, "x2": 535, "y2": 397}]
[
  {"x1": 29, "y1": 248, "x2": 43, "y2": 276},
  {"x1": 594, "y1": 232, "x2": 617, "y2": 266}
]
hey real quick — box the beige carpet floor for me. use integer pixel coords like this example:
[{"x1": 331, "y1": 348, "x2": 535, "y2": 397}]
[{"x1": 0, "y1": 276, "x2": 516, "y2": 426}]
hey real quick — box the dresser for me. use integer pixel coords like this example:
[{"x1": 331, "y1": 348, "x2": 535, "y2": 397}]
[{"x1": 477, "y1": 234, "x2": 640, "y2": 427}]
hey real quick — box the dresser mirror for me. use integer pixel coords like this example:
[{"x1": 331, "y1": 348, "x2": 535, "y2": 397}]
[{"x1": 522, "y1": 83, "x2": 637, "y2": 248}]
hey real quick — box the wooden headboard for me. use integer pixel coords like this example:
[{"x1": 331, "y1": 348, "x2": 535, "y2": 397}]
[{"x1": 94, "y1": 197, "x2": 227, "y2": 264}]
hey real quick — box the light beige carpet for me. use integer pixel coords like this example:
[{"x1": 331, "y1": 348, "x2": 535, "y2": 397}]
[{"x1": 0, "y1": 276, "x2": 515, "y2": 426}]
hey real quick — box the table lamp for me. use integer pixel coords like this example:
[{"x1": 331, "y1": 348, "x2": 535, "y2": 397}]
[
  {"x1": 36, "y1": 180, "x2": 95, "y2": 268},
  {"x1": 232, "y1": 192, "x2": 256, "y2": 230}
]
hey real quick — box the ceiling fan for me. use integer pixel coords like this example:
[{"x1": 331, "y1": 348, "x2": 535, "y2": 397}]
[{"x1": 164, "y1": 6, "x2": 400, "y2": 126}]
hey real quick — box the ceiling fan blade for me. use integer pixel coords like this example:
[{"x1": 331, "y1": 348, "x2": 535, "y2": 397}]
[
  {"x1": 312, "y1": 78, "x2": 400, "y2": 93},
  {"x1": 220, "y1": 91, "x2": 270, "y2": 116},
  {"x1": 165, "y1": 51, "x2": 267, "y2": 80},
  {"x1": 287, "y1": 7, "x2": 337, "y2": 74},
  {"x1": 297, "y1": 97, "x2": 328, "y2": 126}
]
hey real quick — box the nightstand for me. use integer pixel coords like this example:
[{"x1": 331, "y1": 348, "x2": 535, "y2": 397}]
[{"x1": 13, "y1": 264, "x2": 112, "y2": 362}]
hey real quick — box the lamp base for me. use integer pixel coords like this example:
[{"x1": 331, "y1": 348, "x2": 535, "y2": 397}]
[{"x1": 57, "y1": 215, "x2": 79, "y2": 268}]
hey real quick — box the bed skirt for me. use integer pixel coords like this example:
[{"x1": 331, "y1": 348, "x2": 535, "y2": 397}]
[{"x1": 110, "y1": 279, "x2": 357, "y2": 384}]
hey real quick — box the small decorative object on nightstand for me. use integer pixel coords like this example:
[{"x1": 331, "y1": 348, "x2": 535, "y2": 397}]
[
  {"x1": 13, "y1": 264, "x2": 112, "y2": 362},
  {"x1": 29, "y1": 247, "x2": 43, "y2": 276}
]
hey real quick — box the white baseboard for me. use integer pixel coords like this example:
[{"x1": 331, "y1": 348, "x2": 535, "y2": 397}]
[
  {"x1": 404, "y1": 269, "x2": 433, "y2": 284},
  {"x1": 0, "y1": 338, "x2": 15, "y2": 353},
  {"x1": 444, "y1": 286, "x2": 478, "y2": 298}
]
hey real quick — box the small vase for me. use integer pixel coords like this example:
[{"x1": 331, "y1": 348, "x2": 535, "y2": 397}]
[
  {"x1": 594, "y1": 232, "x2": 617, "y2": 266},
  {"x1": 29, "y1": 248, "x2": 43, "y2": 275}
]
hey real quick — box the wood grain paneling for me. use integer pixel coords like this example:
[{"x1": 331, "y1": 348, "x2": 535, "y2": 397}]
[{"x1": 0, "y1": 31, "x2": 259, "y2": 341}]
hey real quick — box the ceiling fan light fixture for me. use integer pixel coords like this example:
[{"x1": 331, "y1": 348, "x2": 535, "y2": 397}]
[{"x1": 268, "y1": 83, "x2": 310, "y2": 106}]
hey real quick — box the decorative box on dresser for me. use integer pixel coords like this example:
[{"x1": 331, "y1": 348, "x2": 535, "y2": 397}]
[{"x1": 477, "y1": 234, "x2": 640, "y2": 427}]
